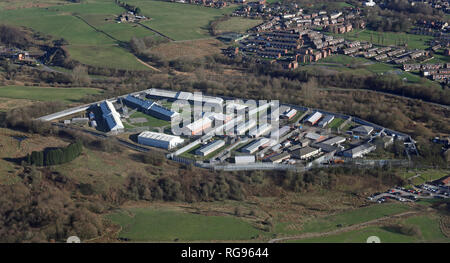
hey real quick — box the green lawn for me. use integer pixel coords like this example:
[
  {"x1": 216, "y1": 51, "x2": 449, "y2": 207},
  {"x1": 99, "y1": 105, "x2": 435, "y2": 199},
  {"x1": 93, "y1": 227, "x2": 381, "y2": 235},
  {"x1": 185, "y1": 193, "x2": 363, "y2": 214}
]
[
  {"x1": 123, "y1": 0, "x2": 236, "y2": 40},
  {"x1": 0, "y1": 86, "x2": 101, "y2": 103},
  {"x1": 215, "y1": 17, "x2": 262, "y2": 34},
  {"x1": 327, "y1": 118, "x2": 345, "y2": 129},
  {"x1": 128, "y1": 111, "x2": 170, "y2": 128},
  {"x1": 106, "y1": 207, "x2": 263, "y2": 241}
]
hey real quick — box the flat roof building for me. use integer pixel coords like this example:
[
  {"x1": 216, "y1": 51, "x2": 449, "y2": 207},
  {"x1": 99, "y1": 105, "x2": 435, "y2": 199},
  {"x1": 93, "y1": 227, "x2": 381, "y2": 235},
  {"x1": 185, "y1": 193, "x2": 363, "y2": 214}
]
[
  {"x1": 234, "y1": 155, "x2": 256, "y2": 164},
  {"x1": 322, "y1": 136, "x2": 346, "y2": 145},
  {"x1": 196, "y1": 140, "x2": 225, "y2": 156},
  {"x1": 123, "y1": 95, "x2": 179, "y2": 121},
  {"x1": 235, "y1": 119, "x2": 257, "y2": 136},
  {"x1": 137, "y1": 131, "x2": 184, "y2": 150}
]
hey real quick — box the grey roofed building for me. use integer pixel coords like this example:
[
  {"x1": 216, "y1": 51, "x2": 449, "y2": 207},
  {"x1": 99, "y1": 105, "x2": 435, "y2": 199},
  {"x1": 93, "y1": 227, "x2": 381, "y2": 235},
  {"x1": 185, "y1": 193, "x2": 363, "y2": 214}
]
[
  {"x1": 352, "y1": 125, "x2": 374, "y2": 136},
  {"x1": 322, "y1": 136, "x2": 346, "y2": 145},
  {"x1": 342, "y1": 143, "x2": 376, "y2": 158},
  {"x1": 292, "y1": 146, "x2": 320, "y2": 159},
  {"x1": 268, "y1": 152, "x2": 291, "y2": 163},
  {"x1": 195, "y1": 140, "x2": 225, "y2": 156},
  {"x1": 311, "y1": 142, "x2": 339, "y2": 153},
  {"x1": 317, "y1": 115, "x2": 334, "y2": 128}
]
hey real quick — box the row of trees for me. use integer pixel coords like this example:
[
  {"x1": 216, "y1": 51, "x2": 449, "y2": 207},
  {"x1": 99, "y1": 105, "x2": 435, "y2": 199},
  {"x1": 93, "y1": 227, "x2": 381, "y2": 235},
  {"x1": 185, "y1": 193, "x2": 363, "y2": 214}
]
[
  {"x1": 115, "y1": 0, "x2": 141, "y2": 15},
  {"x1": 26, "y1": 140, "x2": 83, "y2": 166}
]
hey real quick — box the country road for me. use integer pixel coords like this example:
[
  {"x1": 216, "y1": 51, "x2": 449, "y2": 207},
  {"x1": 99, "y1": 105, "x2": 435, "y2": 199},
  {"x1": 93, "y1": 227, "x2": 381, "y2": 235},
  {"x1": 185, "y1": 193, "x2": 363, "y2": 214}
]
[{"x1": 268, "y1": 211, "x2": 419, "y2": 243}]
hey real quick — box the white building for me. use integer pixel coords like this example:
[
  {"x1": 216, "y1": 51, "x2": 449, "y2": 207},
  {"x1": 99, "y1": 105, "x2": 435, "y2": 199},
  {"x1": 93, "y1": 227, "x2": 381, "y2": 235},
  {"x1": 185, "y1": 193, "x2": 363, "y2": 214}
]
[
  {"x1": 364, "y1": 0, "x2": 376, "y2": 7},
  {"x1": 185, "y1": 117, "x2": 213, "y2": 135},
  {"x1": 248, "y1": 123, "x2": 272, "y2": 138},
  {"x1": 195, "y1": 140, "x2": 225, "y2": 156},
  {"x1": 137, "y1": 131, "x2": 184, "y2": 150},
  {"x1": 234, "y1": 155, "x2": 256, "y2": 164},
  {"x1": 343, "y1": 143, "x2": 376, "y2": 158},
  {"x1": 306, "y1": 112, "x2": 323, "y2": 125},
  {"x1": 322, "y1": 136, "x2": 346, "y2": 146}
]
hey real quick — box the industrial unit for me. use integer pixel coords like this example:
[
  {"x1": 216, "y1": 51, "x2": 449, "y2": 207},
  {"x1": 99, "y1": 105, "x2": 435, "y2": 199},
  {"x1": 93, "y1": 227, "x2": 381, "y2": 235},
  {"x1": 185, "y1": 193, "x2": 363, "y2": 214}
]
[
  {"x1": 234, "y1": 155, "x2": 256, "y2": 164},
  {"x1": 137, "y1": 131, "x2": 184, "y2": 150},
  {"x1": 352, "y1": 125, "x2": 374, "y2": 136},
  {"x1": 322, "y1": 136, "x2": 346, "y2": 145},
  {"x1": 195, "y1": 140, "x2": 225, "y2": 156},
  {"x1": 292, "y1": 146, "x2": 321, "y2": 159},
  {"x1": 100, "y1": 100, "x2": 124, "y2": 133},
  {"x1": 282, "y1": 108, "x2": 297, "y2": 119}
]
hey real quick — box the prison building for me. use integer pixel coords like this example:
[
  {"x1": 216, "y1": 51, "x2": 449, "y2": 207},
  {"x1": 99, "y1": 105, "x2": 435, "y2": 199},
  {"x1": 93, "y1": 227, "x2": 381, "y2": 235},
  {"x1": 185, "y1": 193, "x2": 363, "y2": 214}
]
[
  {"x1": 241, "y1": 137, "x2": 271, "y2": 154},
  {"x1": 317, "y1": 115, "x2": 334, "y2": 128},
  {"x1": 342, "y1": 143, "x2": 376, "y2": 158},
  {"x1": 185, "y1": 117, "x2": 213, "y2": 135},
  {"x1": 235, "y1": 119, "x2": 257, "y2": 136},
  {"x1": 352, "y1": 125, "x2": 374, "y2": 136},
  {"x1": 195, "y1": 140, "x2": 225, "y2": 156},
  {"x1": 137, "y1": 131, "x2": 184, "y2": 150},
  {"x1": 234, "y1": 155, "x2": 256, "y2": 164},
  {"x1": 100, "y1": 100, "x2": 124, "y2": 133},
  {"x1": 248, "y1": 123, "x2": 272, "y2": 138},
  {"x1": 322, "y1": 136, "x2": 346, "y2": 146},
  {"x1": 123, "y1": 95, "x2": 179, "y2": 121},
  {"x1": 292, "y1": 146, "x2": 320, "y2": 160},
  {"x1": 268, "y1": 152, "x2": 291, "y2": 163},
  {"x1": 282, "y1": 108, "x2": 297, "y2": 119},
  {"x1": 305, "y1": 112, "x2": 323, "y2": 125}
]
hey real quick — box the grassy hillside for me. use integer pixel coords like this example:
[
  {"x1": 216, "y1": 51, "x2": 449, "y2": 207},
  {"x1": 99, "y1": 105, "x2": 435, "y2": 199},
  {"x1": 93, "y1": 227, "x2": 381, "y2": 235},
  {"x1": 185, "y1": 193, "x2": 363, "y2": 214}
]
[
  {"x1": 123, "y1": 0, "x2": 236, "y2": 40},
  {"x1": 0, "y1": 86, "x2": 102, "y2": 104}
]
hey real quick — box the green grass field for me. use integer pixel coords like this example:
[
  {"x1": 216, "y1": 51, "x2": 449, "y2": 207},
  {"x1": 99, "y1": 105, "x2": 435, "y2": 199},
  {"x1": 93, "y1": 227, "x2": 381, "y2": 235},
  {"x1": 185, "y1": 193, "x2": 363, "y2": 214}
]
[
  {"x1": 123, "y1": 0, "x2": 236, "y2": 40},
  {"x1": 107, "y1": 207, "x2": 263, "y2": 241},
  {"x1": 275, "y1": 203, "x2": 411, "y2": 236},
  {"x1": 0, "y1": 0, "x2": 157, "y2": 70},
  {"x1": 328, "y1": 29, "x2": 433, "y2": 50},
  {"x1": 291, "y1": 214, "x2": 449, "y2": 243},
  {"x1": 0, "y1": 86, "x2": 101, "y2": 104},
  {"x1": 215, "y1": 17, "x2": 262, "y2": 34},
  {"x1": 327, "y1": 117, "x2": 345, "y2": 129},
  {"x1": 128, "y1": 111, "x2": 170, "y2": 128}
]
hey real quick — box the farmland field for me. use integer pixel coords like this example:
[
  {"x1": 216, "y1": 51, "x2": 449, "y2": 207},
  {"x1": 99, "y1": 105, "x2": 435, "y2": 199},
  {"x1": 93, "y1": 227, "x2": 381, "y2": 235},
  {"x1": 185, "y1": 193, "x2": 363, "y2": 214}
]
[
  {"x1": 106, "y1": 207, "x2": 263, "y2": 241},
  {"x1": 122, "y1": 0, "x2": 236, "y2": 40},
  {"x1": 215, "y1": 17, "x2": 263, "y2": 34},
  {"x1": 0, "y1": 86, "x2": 102, "y2": 104}
]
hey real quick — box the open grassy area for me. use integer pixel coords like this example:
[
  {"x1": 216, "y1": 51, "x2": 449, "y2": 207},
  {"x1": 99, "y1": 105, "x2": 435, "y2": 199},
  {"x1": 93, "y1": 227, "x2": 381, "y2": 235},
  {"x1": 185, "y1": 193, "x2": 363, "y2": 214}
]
[
  {"x1": 274, "y1": 203, "x2": 411, "y2": 236},
  {"x1": 148, "y1": 39, "x2": 225, "y2": 60},
  {"x1": 0, "y1": 86, "x2": 102, "y2": 104},
  {"x1": 215, "y1": 17, "x2": 262, "y2": 34},
  {"x1": 291, "y1": 214, "x2": 449, "y2": 243},
  {"x1": 0, "y1": 0, "x2": 156, "y2": 70},
  {"x1": 328, "y1": 29, "x2": 433, "y2": 50},
  {"x1": 106, "y1": 207, "x2": 263, "y2": 241},
  {"x1": 400, "y1": 169, "x2": 449, "y2": 185},
  {"x1": 127, "y1": 111, "x2": 170, "y2": 128},
  {"x1": 327, "y1": 117, "x2": 345, "y2": 129},
  {"x1": 65, "y1": 45, "x2": 149, "y2": 71},
  {"x1": 123, "y1": 0, "x2": 236, "y2": 40}
]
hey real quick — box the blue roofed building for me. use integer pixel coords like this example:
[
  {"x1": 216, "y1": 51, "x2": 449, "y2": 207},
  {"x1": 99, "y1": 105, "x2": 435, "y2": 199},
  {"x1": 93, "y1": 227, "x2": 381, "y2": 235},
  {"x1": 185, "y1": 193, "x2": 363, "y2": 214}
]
[
  {"x1": 100, "y1": 100, "x2": 124, "y2": 133},
  {"x1": 123, "y1": 95, "x2": 179, "y2": 121}
]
